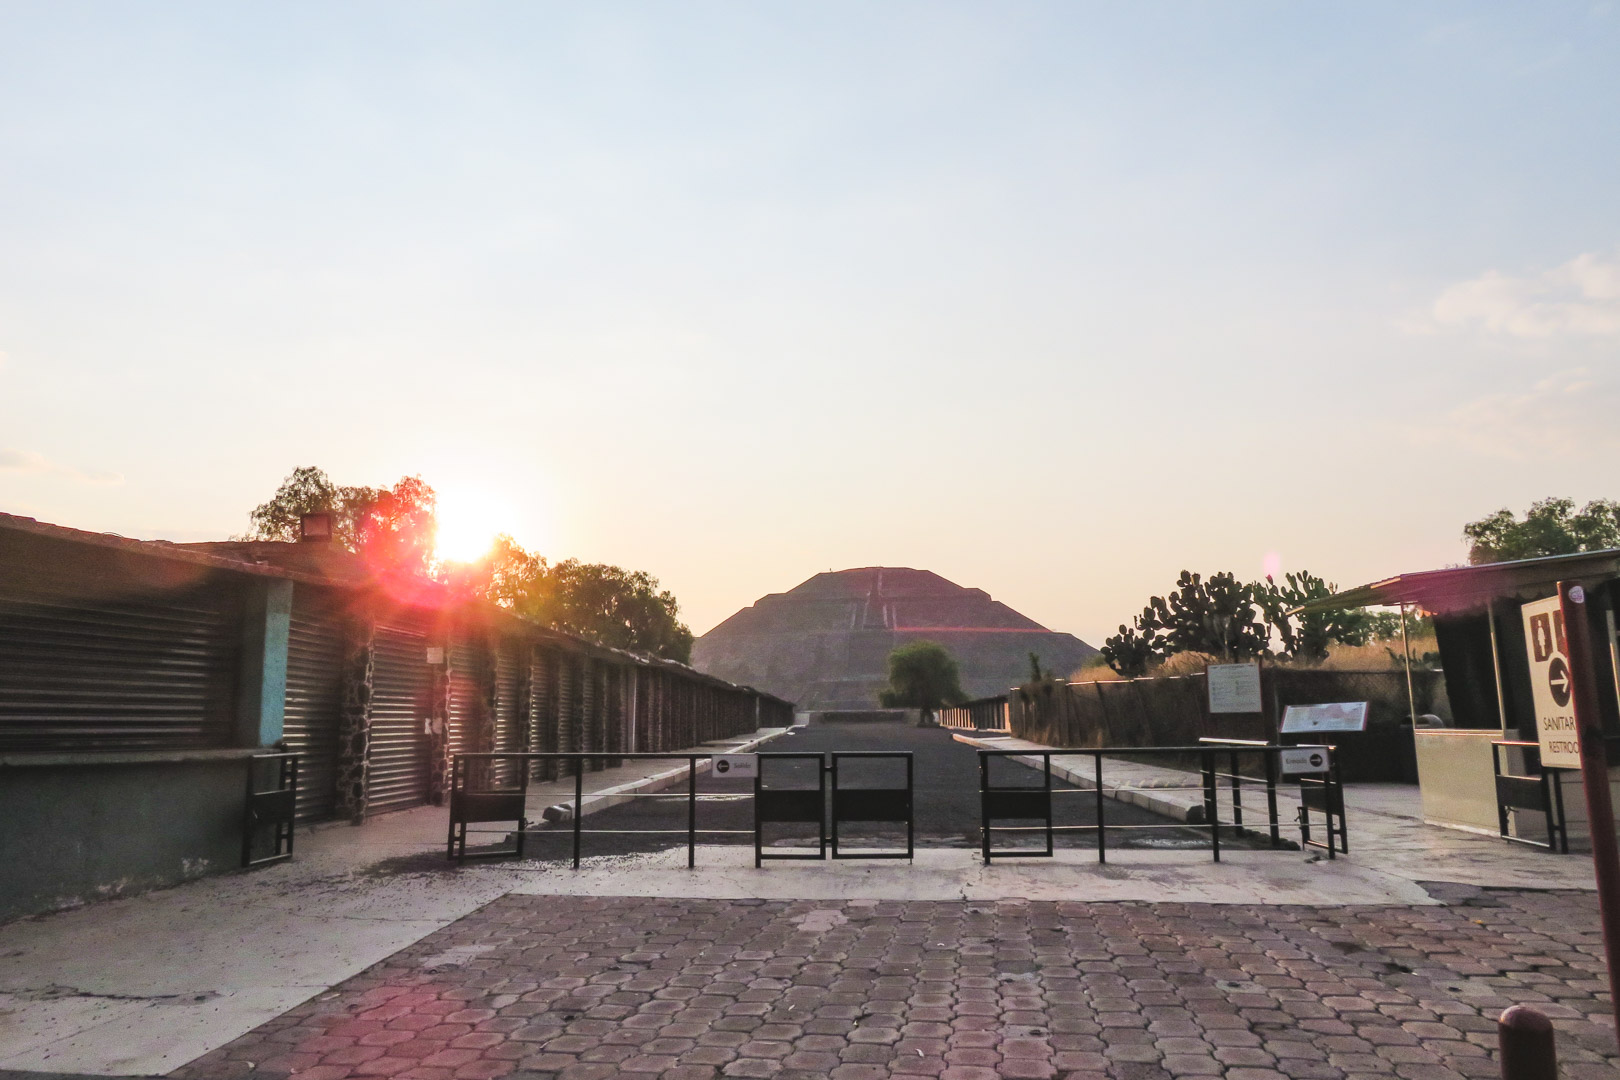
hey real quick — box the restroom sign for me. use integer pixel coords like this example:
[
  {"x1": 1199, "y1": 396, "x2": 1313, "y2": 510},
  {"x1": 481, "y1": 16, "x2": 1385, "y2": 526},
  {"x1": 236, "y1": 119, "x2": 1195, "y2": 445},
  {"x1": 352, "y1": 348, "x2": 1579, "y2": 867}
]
[{"x1": 1521, "y1": 595, "x2": 1581, "y2": 769}]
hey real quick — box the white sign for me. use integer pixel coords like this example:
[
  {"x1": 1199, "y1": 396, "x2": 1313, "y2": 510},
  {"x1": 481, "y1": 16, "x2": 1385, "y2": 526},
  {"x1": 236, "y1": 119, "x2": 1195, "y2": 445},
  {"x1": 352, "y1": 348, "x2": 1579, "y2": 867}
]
[
  {"x1": 712, "y1": 754, "x2": 758, "y2": 779},
  {"x1": 1280, "y1": 702, "x2": 1369, "y2": 734},
  {"x1": 1207, "y1": 663, "x2": 1263, "y2": 714},
  {"x1": 1280, "y1": 747, "x2": 1331, "y2": 775},
  {"x1": 1522, "y1": 595, "x2": 1582, "y2": 769}
]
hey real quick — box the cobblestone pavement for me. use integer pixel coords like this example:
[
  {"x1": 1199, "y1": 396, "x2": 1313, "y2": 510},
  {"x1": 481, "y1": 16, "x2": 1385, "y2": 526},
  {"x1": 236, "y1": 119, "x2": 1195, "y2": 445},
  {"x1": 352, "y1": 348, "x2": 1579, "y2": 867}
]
[{"x1": 170, "y1": 891, "x2": 1617, "y2": 1080}]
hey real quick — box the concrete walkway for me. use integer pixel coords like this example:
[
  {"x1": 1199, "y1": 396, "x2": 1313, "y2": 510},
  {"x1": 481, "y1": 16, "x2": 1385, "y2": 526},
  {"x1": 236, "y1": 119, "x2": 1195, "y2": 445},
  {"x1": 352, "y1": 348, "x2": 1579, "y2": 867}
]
[
  {"x1": 0, "y1": 726, "x2": 1604, "y2": 1077},
  {"x1": 957, "y1": 733, "x2": 1601, "y2": 891}
]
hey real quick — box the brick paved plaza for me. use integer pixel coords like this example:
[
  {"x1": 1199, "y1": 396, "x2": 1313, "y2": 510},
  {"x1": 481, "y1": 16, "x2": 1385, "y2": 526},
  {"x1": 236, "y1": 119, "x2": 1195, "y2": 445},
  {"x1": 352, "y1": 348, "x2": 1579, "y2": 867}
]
[{"x1": 170, "y1": 890, "x2": 1617, "y2": 1080}]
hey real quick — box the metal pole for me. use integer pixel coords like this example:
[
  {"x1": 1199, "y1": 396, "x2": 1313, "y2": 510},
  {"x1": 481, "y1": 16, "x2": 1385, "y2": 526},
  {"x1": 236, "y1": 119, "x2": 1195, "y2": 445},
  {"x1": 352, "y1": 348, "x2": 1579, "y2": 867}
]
[
  {"x1": 572, "y1": 765, "x2": 583, "y2": 870},
  {"x1": 1043, "y1": 754, "x2": 1053, "y2": 857},
  {"x1": 1399, "y1": 602, "x2": 1421, "y2": 728},
  {"x1": 1497, "y1": 1005, "x2": 1557, "y2": 1080},
  {"x1": 1264, "y1": 747, "x2": 1281, "y2": 847},
  {"x1": 1558, "y1": 581, "x2": 1620, "y2": 1041},
  {"x1": 687, "y1": 755, "x2": 697, "y2": 869},
  {"x1": 1488, "y1": 597, "x2": 1510, "y2": 739},
  {"x1": 1095, "y1": 752, "x2": 1106, "y2": 864},
  {"x1": 979, "y1": 752, "x2": 990, "y2": 865}
]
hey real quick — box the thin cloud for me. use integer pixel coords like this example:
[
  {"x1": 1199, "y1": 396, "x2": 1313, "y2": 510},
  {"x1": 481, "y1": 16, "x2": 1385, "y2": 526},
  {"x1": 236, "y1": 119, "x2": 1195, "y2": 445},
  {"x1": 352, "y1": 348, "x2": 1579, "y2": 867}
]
[
  {"x1": 1412, "y1": 369, "x2": 1619, "y2": 460},
  {"x1": 1425, "y1": 251, "x2": 1620, "y2": 338},
  {"x1": 0, "y1": 448, "x2": 123, "y2": 485}
]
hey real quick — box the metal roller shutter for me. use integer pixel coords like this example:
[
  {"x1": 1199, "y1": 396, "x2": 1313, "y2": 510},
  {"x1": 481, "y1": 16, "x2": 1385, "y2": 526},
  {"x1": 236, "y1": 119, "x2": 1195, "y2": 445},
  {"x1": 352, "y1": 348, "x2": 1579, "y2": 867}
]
[
  {"x1": 447, "y1": 640, "x2": 480, "y2": 762},
  {"x1": 0, "y1": 580, "x2": 237, "y2": 752},
  {"x1": 492, "y1": 643, "x2": 522, "y2": 784},
  {"x1": 282, "y1": 596, "x2": 345, "y2": 823},
  {"x1": 529, "y1": 648, "x2": 557, "y2": 781},
  {"x1": 368, "y1": 625, "x2": 432, "y2": 815}
]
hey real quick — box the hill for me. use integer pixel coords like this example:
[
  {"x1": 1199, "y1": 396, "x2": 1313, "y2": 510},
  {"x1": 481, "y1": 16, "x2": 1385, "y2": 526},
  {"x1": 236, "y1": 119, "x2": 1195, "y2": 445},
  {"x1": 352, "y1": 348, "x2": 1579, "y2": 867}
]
[{"x1": 692, "y1": 567, "x2": 1095, "y2": 710}]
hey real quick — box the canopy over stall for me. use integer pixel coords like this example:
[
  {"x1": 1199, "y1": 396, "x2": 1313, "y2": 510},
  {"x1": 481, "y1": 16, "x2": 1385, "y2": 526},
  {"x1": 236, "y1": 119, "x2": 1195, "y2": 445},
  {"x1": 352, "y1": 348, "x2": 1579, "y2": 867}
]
[{"x1": 1293, "y1": 549, "x2": 1620, "y2": 840}]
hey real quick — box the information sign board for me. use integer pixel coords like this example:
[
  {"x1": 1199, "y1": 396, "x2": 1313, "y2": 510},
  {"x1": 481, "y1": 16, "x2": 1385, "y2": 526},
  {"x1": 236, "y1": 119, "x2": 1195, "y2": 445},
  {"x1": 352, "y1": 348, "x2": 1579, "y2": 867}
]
[
  {"x1": 712, "y1": 754, "x2": 758, "y2": 779},
  {"x1": 1521, "y1": 595, "x2": 1582, "y2": 768},
  {"x1": 1280, "y1": 747, "x2": 1331, "y2": 775},
  {"x1": 1280, "y1": 702, "x2": 1368, "y2": 734},
  {"x1": 1207, "y1": 663, "x2": 1263, "y2": 714}
]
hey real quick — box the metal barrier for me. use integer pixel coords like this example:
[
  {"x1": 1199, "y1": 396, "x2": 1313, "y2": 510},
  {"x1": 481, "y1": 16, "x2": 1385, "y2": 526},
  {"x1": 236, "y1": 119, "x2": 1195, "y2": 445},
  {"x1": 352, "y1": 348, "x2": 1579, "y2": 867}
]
[
  {"x1": 448, "y1": 752, "x2": 758, "y2": 868},
  {"x1": 755, "y1": 753, "x2": 827, "y2": 867},
  {"x1": 242, "y1": 752, "x2": 298, "y2": 868},
  {"x1": 830, "y1": 752, "x2": 913, "y2": 860},
  {"x1": 1491, "y1": 740, "x2": 1569, "y2": 853},
  {"x1": 448, "y1": 754, "x2": 530, "y2": 861},
  {"x1": 977, "y1": 743, "x2": 1343, "y2": 864}
]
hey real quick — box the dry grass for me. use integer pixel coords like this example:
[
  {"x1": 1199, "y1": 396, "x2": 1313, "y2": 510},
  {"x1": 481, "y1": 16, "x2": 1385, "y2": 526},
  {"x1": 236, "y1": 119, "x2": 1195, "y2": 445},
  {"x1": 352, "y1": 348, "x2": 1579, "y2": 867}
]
[{"x1": 1313, "y1": 637, "x2": 1439, "y2": 670}]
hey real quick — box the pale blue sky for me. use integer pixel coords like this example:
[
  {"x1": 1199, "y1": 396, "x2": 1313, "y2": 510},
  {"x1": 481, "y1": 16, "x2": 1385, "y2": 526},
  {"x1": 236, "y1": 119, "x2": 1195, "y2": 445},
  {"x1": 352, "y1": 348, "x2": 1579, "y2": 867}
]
[{"x1": 2, "y1": 3, "x2": 1617, "y2": 646}]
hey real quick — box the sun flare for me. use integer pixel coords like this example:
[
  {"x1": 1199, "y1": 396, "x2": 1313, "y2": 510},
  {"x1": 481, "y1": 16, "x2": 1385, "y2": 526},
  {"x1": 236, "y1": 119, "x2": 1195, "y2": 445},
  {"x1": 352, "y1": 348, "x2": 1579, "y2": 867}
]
[{"x1": 433, "y1": 487, "x2": 509, "y2": 564}]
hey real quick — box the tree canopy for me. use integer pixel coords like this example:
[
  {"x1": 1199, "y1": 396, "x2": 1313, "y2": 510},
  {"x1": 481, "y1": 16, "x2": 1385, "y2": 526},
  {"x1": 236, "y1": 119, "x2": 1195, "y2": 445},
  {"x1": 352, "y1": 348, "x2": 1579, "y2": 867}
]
[
  {"x1": 1100, "y1": 568, "x2": 1391, "y2": 676},
  {"x1": 1463, "y1": 497, "x2": 1620, "y2": 565},
  {"x1": 878, "y1": 641, "x2": 967, "y2": 720},
  {"x1": 245, "y1": 465, "x2": 438, "y2": 578},
  {"x1": 245, "y1": 466, "x2": 694, "y2": 662}
]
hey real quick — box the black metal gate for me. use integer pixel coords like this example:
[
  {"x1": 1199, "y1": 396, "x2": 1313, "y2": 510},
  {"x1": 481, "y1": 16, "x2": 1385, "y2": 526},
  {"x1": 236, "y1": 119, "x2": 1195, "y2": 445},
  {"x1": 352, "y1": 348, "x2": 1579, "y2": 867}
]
[
  {"x1": 754, "y1": 753, "x2": 826, "y2": 866},
  {"x1": 829, "y1": 751, "x2": 913, "y2": 860}
]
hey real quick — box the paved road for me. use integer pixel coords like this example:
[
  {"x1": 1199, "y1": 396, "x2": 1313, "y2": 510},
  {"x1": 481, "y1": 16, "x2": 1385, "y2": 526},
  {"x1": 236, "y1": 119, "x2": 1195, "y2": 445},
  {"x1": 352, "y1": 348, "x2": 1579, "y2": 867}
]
[
  {"x1": 169, "y1": 889, "x2": 1619, "y2": 1080},
  {"x1": 522, "y1": 722, "x2": 1232, "y2": 862}
]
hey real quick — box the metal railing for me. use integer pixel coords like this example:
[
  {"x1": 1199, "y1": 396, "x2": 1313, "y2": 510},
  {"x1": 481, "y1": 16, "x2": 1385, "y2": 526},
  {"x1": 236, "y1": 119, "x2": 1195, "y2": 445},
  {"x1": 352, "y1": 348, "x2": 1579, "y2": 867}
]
[
  {"x1": 977, "y1": 742, "x2": 1345, "y2": 864},
  {"x1": 449, "y1": 750, "x2": 919, "y2": 869},
  {"x1": 242, "y1": 752, "x2": 298, "y2": 868},
  {"x1": 1491, "y1": 740, "x2": 1569, "y2": 853}
]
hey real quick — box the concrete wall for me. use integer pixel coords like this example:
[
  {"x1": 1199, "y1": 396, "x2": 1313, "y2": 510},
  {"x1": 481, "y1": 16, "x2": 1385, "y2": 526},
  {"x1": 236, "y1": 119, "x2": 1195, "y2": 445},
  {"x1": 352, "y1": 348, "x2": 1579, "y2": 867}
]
[{"x1": 0, "y1": 751, "x2": 254, "y2": 923}]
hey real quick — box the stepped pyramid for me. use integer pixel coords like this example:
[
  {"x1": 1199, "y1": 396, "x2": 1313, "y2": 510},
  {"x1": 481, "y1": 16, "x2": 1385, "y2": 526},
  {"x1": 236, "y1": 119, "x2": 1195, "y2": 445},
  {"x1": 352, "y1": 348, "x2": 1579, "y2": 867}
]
[{"x1": 692, "y1": 567, "x2": 1095, "y2": 710}]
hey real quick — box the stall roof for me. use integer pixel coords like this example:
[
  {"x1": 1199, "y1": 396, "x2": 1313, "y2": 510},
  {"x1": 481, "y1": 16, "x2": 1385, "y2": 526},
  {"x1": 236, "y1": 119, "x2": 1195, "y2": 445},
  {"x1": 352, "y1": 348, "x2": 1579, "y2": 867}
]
[{"x1": 1294, "y1": 547, "x2": 1620, "y2": 615}]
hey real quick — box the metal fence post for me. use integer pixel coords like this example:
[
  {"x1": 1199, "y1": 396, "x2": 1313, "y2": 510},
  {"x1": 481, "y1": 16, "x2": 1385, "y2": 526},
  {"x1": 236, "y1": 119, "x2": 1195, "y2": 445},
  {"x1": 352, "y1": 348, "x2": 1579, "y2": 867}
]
[
  {"x1": 687, "y1": 754, "x2": 697, "y2": 869},
  {"x1": 572, "y1": 765, "x2": 583, "y2": 869},
  {"x1": 1264, "y1": 746, "x2": 1281, "y2": 847},
  {"x1": 1497, "y1": 1005, "x2": 1557, "y2": 1080},
  {"x1": 1095, "y1": 752, "x2": 1106, "y2": 864}
]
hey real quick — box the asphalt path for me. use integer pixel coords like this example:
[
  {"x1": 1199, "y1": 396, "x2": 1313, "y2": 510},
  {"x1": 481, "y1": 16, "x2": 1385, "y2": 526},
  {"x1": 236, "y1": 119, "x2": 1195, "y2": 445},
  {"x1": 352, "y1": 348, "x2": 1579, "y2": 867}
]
[{"x1": 516, "y1": 722, "x2": 1235, "y2": 861}]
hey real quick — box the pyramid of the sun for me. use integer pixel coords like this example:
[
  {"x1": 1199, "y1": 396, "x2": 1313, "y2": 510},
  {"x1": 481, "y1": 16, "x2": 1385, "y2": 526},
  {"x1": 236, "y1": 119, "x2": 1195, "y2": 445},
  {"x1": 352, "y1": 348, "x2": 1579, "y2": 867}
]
[{"x1": 691, "y1": 567, "x2": 1096, "y2": 710}]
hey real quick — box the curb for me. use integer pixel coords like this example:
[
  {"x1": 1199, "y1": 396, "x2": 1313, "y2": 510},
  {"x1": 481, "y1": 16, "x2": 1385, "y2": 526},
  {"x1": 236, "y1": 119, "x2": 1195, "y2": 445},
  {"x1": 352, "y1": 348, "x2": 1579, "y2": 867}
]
[
  {"x1": 949, "y1": 733, "x2": 1207, "y2": 825},
  {"x1": 537, "y1": 728, "x2": 789, "y2": 824}
]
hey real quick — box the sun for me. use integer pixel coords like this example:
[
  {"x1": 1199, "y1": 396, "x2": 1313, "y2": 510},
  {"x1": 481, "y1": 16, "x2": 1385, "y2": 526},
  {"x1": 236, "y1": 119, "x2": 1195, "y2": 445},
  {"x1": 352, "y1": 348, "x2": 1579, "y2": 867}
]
[{"x1": 433, "y1": 487, "x2": 509, "y2": 564}]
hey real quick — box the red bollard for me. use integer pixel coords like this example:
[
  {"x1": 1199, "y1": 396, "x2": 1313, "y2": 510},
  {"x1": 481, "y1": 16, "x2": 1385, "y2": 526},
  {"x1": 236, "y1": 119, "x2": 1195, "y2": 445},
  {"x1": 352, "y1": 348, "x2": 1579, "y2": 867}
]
[{"x1": 1498, "y1": 1005, "x2": 1557, "y2": 1080}]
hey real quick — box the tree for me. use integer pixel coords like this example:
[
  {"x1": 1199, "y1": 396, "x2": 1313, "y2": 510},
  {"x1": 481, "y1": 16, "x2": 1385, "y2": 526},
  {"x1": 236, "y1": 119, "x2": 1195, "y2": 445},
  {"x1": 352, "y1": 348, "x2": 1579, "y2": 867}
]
[
  {"x1": 1463, "y1": 497, "x2": 1620, "y2": 564},
  {"x1": 246, "y1": 469, "x2": 694, "y2": 661},
  {"x1": 1253, "y1": 571, "x2": 1371, "y2": 662},
  {"x1": 244, "y1": 465, "x2": 438, "y2": 578},
  {"x1": 1099, "y1": 610, "x2": 1160, "y2": 677},
  {"x1": 1145, "y1": 571, "x2": 1269, "y2": 661},
  {"x1": 453, "y1": 536, "x2": 695, "y2": 663},
  {"x1": 878, "y1": 641, "x2": 967, "y2": 722}
]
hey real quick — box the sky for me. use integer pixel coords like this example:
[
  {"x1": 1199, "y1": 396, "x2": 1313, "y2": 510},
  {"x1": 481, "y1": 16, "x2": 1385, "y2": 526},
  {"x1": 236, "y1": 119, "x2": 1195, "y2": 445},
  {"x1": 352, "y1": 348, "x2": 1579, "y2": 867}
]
[{"x1": 1, "y1": 2, "x2": 1618, "y2": 647}]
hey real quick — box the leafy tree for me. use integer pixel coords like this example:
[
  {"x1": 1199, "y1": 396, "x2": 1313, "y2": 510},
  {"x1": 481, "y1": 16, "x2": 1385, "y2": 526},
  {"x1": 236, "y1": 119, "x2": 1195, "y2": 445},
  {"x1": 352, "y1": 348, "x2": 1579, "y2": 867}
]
[
  {"x1": 1145, "y1": 571, "x2": 1269, "y2": 661},
  {"x1": 452, "y1": 536, "x2": 694, "y2": 662},
  {"x1": 244, "y1": 465, "x2": 437, "y2": 578},
  {"x1": 878, "y1": 641, "x2": 967, "y2": 722},
  {"x1": 246, "y1": 469, "x2": 694, "y2": 661},
  {"x1": 1464, "y1": 497, "x2": 1620, "y2": 565},
  {"x1": 1253, "y1": 571, "x2": 1372, "y2": 662},
  {"x1": 1100, "y1": 610, "x2": 1160, "y2": 677}
]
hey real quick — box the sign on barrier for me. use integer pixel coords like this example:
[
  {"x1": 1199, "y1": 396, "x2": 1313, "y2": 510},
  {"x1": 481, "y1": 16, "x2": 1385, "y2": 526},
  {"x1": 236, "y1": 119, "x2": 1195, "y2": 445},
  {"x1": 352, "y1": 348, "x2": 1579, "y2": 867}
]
[
  {"x1": 713, "y1": 754, "x2": 758, "y2": 779},
  {"x1": 1280, "y1": 747, "x2": 1330, "y2": 775}
]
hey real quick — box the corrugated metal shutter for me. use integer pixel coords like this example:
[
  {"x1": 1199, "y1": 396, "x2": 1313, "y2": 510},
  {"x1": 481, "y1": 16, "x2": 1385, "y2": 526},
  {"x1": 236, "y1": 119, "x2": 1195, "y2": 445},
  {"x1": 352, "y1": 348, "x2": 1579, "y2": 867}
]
[
  {"x1": 492, "y1": 643, "x2": 522, "y2": 784},
  {"x1": 368, "y1": 625, "x2": 432, "y2": 815},
  {"x1": 530, "y1": 648, "x2": 557, "y2": 781},
  {"x1": 0, "y1": 580, "x2": 237, "y2": 752},
  {"x1": 282, "y1": 594, "x2": 345, "y2": 824},
  {"x1": 447, "y1": 640, "x2": 480, "y2": 762}
]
